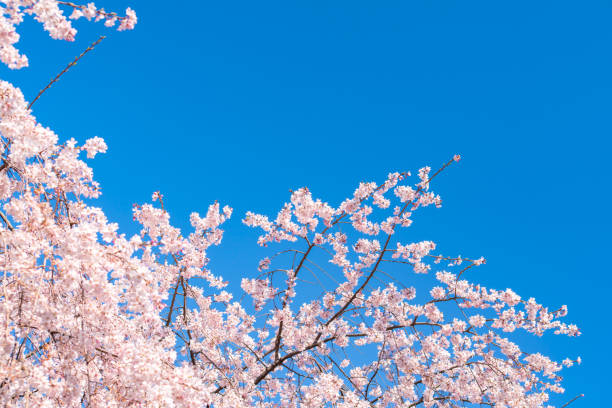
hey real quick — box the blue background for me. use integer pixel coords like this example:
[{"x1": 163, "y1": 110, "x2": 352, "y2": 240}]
[{"x1": 2, "y1": 0, "x2": 609, "y2": 405}]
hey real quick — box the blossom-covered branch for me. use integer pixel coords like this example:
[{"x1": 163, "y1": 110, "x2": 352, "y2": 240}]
[{"x1": 0, "y1": 0, "x2": 136, "y2": 69}]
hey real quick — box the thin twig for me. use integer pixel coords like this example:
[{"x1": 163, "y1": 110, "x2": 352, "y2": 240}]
[
  {"x1": 57, "y1": 2, "x2": 130, "y2": 22},
  {"x1": 28, "y1": 36, "x2": 106, "y2": 110},
  {"x1": 560, "y1": 394, "x2": 584, "y2": 408}
]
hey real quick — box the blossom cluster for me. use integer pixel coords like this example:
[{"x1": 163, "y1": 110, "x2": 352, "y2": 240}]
[{"x1": 0, "y1": 1, "x2": 136, "y2": 69}]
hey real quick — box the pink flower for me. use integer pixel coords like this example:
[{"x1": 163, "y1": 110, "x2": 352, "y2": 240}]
[
  {"x1": 118, "y1": 7, "x2": 137, "y2": 31},
  {"x1": 258, "y1": 257, "x2": 271, "y2": 271},
  {"x1": 82, "y1": 136, "x2": 107, "y2": 158}
]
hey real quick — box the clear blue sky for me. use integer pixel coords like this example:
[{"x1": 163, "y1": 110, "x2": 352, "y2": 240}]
[{"x1": 3, "y1": 0, "x2": 609, "y2": 405}]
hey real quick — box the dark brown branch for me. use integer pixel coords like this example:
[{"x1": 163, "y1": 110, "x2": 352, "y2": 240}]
[
  {"x1": 0, "y1": 209, "x2": 14, "y2": 231},
  {"x1": 165, "y1": 277, "x2": 181, "y2": 326},
  {"x1": 561, "y1": 394, "x2": 584, "y2": 408},
  {"x1": 28, "y1": 36, "x2": 105, "y2": 110}
]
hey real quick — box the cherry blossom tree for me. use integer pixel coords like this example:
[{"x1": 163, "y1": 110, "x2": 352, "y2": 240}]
[{"x1": 0, "y1": 2, "x2": 582, "y2": 407}]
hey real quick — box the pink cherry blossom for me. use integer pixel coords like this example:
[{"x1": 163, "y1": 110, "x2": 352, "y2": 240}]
[{"x1": 0, "y1": 1, "x2": 136, "y2": 69}]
